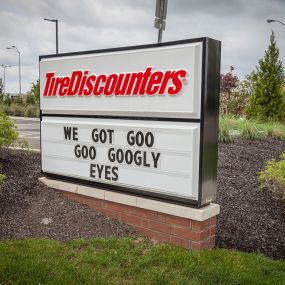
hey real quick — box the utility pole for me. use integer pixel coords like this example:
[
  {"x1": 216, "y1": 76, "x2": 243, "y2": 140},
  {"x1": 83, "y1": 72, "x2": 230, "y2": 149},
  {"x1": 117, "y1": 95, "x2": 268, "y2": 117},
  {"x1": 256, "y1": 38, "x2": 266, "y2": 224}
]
[{"x1": 154, "y1": 0, "x2": 168, "y2": 43}]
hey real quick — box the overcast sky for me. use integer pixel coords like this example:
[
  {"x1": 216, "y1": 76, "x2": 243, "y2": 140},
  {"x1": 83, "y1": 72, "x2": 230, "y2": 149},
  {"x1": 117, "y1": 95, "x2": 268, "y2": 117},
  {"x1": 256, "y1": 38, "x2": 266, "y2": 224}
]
[{"x1": 0, "y1": 0, "x2": 284, "y2": 94}]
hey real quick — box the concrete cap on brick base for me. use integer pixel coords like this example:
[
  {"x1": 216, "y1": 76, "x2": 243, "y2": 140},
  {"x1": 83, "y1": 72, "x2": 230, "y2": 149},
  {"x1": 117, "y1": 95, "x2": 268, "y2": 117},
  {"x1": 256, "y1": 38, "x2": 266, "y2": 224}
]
[{"x1": 39, "y1": 177, "x2": 220, "y2": 221}]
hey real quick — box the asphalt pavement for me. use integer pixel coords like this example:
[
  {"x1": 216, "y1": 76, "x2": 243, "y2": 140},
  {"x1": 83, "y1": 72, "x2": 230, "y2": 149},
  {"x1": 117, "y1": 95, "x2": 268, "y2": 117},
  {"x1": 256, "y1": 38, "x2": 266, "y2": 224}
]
[{"x1": 11, "y1": 116, "x2": 40, "y2": 150}]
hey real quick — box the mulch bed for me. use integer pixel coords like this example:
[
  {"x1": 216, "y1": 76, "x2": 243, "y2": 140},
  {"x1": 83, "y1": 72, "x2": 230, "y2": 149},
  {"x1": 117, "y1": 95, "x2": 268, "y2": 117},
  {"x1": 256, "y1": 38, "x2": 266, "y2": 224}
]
[
  {"x1": 0, "y1": 139, "x2": 284, "y2": 259},
  {"x1": 0, "y1": 151, "x2": 136, "y2": 241},
  {"x1": 217, "y1": 139, "x2": 285, "y2": 260}
]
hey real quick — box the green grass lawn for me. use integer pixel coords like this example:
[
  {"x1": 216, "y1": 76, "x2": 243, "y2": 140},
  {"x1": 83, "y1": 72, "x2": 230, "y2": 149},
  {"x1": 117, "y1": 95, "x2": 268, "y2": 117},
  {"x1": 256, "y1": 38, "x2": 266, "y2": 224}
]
[{"x1": 0, "y1": 238, "x2": 284, "y2": 285}]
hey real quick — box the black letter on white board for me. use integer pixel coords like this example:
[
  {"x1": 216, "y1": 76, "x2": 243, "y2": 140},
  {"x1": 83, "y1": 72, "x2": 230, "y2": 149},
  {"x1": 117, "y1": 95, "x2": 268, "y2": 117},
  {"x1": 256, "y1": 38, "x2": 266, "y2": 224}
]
[{"x1": 64, "y1": 127, "x2": 78, "y2": 141}]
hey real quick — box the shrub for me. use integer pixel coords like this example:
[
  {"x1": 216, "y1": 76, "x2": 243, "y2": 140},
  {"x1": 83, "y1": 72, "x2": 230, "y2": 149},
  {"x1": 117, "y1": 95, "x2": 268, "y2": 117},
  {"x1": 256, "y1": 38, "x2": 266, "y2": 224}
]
[
  {"x1": 259, "y1": 153, "x2": 285, "y2": 201},
  {"x1": 9, "y1": 104, "x2": 25, "y2": 117},
  {"x1": 238, "y1": 120, "x2": 265, "y2": 140},
  {"x1": 218, "y1": 116, "x2": 285, "y2": 142},
  {"x1": 0, "y1": 104, "x2": 5, "y2": 114},
  {"x1": 0, "y1": 104, "x2": 13, "y2": 116},
  {"x1": 25, "y1": 105, "x2": 40, "y2": 118},
  {"x1": 219, "y1": 116, "x2": 234, "y2": 143},
  {"x1": 0, "y1": 172, "x2": 5, "y2": 184},
  {"x1": 0, "y1": 163, "x2": 5, "y2": 185},
  {"x1": 264, "y1": 122, "x2": 285, "y2": 140},
  {"x1": 12, "y1": 96, "x2": 24, "y2": 106},
  {"x1": 0, "y1": 113, "x2": 19, "y2": 149}
]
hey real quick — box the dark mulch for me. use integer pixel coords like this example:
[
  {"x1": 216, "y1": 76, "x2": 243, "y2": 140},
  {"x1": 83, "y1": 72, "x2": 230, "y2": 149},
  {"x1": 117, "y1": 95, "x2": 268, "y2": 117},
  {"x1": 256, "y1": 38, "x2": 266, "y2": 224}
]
[
  {"x1": 217, "y1": 139, "x2": 285, "y2": 260},
  {"x1": 0, "y1": 139, "x2": 284, "y2": 260},
  {"x1": 0, "y1": 151, "x2": 136, "y2": 241}
]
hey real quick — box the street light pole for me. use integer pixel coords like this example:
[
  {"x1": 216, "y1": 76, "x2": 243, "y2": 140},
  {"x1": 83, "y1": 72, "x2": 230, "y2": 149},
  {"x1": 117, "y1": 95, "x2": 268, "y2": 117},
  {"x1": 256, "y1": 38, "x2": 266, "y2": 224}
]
[
  {"x1": 267, "y1": 19, "x2": 285, "y2": 27},
  {"x1": 154, "y1": 0, "x2": 168, "y2": 43},
  {"x1": 1, "y1": 64, "x2": 12, "y2": 94},
  {"x1": 44, "y1": 18, "x2": 59, "y2": 54},
  {"x1": 56, "y1": 19, "x2": 58, "y2": 54},
  {"x1": 6, "y1": 46, "x2": 21, "y2": 96}
]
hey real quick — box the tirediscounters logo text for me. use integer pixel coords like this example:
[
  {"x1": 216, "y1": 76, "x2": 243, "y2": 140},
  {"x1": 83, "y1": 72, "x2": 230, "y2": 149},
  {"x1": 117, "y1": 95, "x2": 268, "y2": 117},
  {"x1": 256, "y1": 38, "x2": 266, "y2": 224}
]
[{"x1": 43, "y1": 67, "x2": 187, "y2": 97}]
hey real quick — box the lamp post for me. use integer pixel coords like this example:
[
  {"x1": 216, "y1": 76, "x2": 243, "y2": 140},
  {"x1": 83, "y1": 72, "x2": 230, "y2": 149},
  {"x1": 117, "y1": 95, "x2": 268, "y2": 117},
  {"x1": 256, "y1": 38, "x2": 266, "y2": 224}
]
[
  {"x1": 154, "y1": 0, "x2": 168, "y2": 43},
  {"x1": 44, "y1": 18, "x2": 59, "y2": 54},
  {"x1": 6, "y1": 45, "x2": 21, "y2": 96},
  {"x1": 267, "y1": 19, "x2": 285, "y2": 27},
  {"x1": 1, "y1": 64, "x2": 12, "y2": 95}
]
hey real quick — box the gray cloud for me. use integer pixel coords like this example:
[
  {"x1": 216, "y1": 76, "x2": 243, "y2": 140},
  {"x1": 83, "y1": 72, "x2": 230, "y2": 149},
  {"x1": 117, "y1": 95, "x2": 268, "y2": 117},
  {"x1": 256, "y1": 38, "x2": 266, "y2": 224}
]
[{"x1": 0, "y1": 0, "x2": 284, "y2": 93}]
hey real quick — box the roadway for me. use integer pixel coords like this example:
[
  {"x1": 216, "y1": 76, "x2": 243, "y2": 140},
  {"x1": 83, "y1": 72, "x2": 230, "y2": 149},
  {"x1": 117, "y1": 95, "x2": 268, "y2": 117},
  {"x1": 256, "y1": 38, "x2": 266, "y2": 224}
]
[{"x1": 11, "y1": 116, "x2": 40, "y2": 150}]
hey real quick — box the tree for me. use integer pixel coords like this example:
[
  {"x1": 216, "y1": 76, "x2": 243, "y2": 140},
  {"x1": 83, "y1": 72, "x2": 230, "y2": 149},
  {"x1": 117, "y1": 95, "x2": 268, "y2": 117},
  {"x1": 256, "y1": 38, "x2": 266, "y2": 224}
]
[
  {"x1": 31, "y1": 79, "x2": 40, "y2": 105},
  {"x1": 220, "y1": 72, "x2": 239, "y2": 115},
  {"x1": 246, "y1": 32, "x2": 285, "y2": 121},
  {"x1": 24, "y1": 80, "x2": 40, "y2": 106},
  {"x1": 230, "y1": 72, "x2": 256, "y2": 116}
]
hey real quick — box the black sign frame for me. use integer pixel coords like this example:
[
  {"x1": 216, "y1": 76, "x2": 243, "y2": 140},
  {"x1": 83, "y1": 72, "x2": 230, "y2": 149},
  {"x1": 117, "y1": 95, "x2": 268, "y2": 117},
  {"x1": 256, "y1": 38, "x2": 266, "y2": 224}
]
[{"x1": 40, "y1": 37, "x2": 221, "y2": 208}]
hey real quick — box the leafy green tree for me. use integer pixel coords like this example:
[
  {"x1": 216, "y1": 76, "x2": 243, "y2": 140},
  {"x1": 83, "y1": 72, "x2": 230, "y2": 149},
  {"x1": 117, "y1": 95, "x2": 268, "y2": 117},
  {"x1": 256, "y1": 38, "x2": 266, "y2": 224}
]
[
  {"x1": 247, "y1": 32, "x2": 285, "y2": 120},
  {"x1": 30, "y1": 79, "x2": 40, "y2": 105}
]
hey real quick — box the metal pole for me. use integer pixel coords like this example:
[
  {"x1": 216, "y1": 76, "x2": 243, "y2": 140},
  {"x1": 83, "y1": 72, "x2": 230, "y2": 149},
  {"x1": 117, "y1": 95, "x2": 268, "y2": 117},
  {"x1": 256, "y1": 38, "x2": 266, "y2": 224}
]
[
  {"x1": 55, "y1": 20, "x2": 58, "y2": 54},
  {"x1": 158, "y1": 29, "x2": 162, "y2": 43},
  {"x1": 6, "y1": 46, "x2": 20, "y2": 95},
  {"x1": 18, "y1": 50, "x2": 21, "y2": 96},
  {"x1": 267, "y1": 19, "x2": 285, "y2": 27},
  {"x1": 44, "y1": 18, "x2": 59, "y2": 54},
  {"x1": 155, "y1": 0, "x2": 167, "y2": 43},
  {"x1": 3, "y1": 67, "x2": 5, "y2": 94}
]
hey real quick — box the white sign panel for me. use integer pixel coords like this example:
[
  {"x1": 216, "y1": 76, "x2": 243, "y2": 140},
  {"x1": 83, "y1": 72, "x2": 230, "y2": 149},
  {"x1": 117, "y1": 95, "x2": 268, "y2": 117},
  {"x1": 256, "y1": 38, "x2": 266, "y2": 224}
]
[
  {"x1": 40, "y1": 38, "x2": 221, "y2": 206},
  {"x1": 41, "y1": 117, "x2": 200, "y2": 200},
  {"x1": 40, "y1": 42, "x2": 202, "y2": 119}
]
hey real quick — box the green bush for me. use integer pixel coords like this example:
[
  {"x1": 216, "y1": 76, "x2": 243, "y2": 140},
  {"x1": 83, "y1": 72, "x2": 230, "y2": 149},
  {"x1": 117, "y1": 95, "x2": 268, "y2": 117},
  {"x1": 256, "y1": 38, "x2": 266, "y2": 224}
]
[
  {"x1": 8, "y1": 104, "x2": 25, "y2": 117},
  {"x1": 264, "y1": 122, "x2": 285, "y2": 140},
  {"x1": 0, "y1": 113, "x2": 19, "y2": 148},
  {"x1": 0, "y1": 104, "x2": 11, "y2": 116},
  {"x1": 238, "y1": 120, "x2": 265, "y2": 140},
  {"x1": 25, "y1": 105, "x2": 40, "y2": 118},
  {"x1": 0, "y1": 104, "x2": 5, "y2": 114},
  {"x1": 0, "y1": 173, "x2": 5, "y2": 184},
  {"x1": 258, "y1": 153, "x2": 285, "y2": 201},
  {"x1": 219, "y1": 116, "x2": 285, "y2": 142},
  {"x1": 219, "y1": 116, "x2": 234, "y2": 143}
]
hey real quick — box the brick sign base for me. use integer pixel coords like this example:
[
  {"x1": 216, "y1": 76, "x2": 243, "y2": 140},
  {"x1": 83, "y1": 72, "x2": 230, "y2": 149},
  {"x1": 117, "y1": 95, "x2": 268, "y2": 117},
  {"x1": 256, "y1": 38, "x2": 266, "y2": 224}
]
[{"x1": 40, "y1": 177, "x2": 219, "y2": 250}]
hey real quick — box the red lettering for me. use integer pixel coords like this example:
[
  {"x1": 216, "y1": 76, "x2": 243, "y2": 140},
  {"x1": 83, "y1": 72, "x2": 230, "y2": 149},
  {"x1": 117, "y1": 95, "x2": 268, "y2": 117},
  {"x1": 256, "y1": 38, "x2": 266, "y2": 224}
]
[
  {"x1": 83, "y1": 75, "x2": 96, "y2": 96},
  {"x1": 78, "y1": 71, "x2": 89, "y2": 96},
  {"x1": 42, "y1": 67, "x2": 187, "y2": 98},
  {"x1": 59, "y1": 77, "x2": 70, "y2": 96},
  {"x1": 168, "y1": 70, "x2": 187, "y2": 95},
  {"x1": 93, "y1": 74, "x2": 106, "y2": 96},
  {"x1": 67, "y1": 71, "x2": 83, "y2": 96},
  {"x1": 105, "y1": 74, "x2": 118, "y2": 96},
  {"x1": 146, "y1": 71, "x2": 163, "y2": 95},
  {"x1": 126, "y1": 72, "x2": 144, "y2": 95},
  {"x1": 43, "y1": 72, "x2": 55, "y2": 96},
  {"x1": 139, "y1": 67, "x2": 152, "y2": 95},
  {"x1": 114, "y1": 73, "x2": 130, "y2": 95}
]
